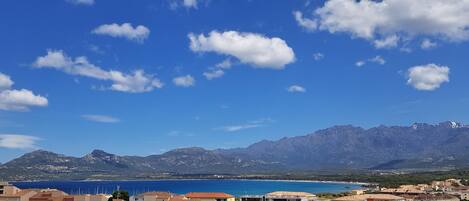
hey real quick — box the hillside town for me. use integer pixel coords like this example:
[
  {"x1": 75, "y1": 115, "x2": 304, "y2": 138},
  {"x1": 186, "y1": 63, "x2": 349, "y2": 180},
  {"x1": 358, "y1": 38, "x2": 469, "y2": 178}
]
[{"x1": 1, "y1": 179, "x2": 468, "y2": 201}]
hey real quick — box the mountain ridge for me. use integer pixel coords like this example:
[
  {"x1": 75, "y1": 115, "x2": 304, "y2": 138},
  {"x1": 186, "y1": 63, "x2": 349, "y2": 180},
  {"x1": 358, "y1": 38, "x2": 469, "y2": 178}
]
[{"x1": 2, "y1": 121, "x2": 469, "y2": 181}]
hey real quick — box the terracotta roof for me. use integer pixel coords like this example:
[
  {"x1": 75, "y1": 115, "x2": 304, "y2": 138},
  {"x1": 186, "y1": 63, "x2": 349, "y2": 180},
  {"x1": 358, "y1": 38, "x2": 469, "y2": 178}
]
[
  {"x1": 0, "y1": 189, "x2": 37, "y2": 198},
  {"x1": 333, "y1": 194, "x2": 404, "y2": 201},
  {"x1": 266, "y1": 191, "x2": 316, "y2": 198},
  {"x1": 185, "y1": 192, "x2": 234, "y2": 199},
  {"x1": 170, "y1": 195, "x2": 189, "y2": 201},
  {"x1": 400, "y1": 194, "x2": 459, "y2": 200},
  {"x1": 141, "y1": 192, "x2": 172, "y2": 199}
]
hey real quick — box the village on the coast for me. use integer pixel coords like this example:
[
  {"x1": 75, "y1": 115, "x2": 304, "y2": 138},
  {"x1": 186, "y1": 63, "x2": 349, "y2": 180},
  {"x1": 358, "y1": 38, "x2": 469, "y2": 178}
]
[{"x1": 1, "y1": 179, "x2": 468, "y2": 201}]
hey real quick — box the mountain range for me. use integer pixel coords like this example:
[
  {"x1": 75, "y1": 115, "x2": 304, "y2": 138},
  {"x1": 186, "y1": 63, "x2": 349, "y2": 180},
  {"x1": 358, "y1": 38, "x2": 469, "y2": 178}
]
[{"x1": 2, "y1": 121, "x2": 469, "y2": 181}]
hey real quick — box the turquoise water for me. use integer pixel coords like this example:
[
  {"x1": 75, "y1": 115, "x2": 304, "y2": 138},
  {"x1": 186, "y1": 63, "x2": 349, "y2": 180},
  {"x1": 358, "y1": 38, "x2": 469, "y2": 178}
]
[{"x1": 12, "y1": 180, "x2": 361, "y2": 196}]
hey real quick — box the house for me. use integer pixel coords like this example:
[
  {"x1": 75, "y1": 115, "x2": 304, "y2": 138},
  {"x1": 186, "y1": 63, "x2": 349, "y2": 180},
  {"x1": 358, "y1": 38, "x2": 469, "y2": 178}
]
[
  {"x1": 333, "y1": 194, "x2": 406, "y2": 201},
  {"x1": 0, "y1": 183, "x2": 21, "y2": 196},
  {"x1": 0, "y1": 189, "x2": 40, "y2": 201},
  {"x1": 240, "y1": 195, "x2": 265, "y2": 201},
  {"x1": 72, "y1": 194, "x2": 109, "y2": 201},
  {"x1": 381, "y1": 185, "x2": 429, "y2": 195},
  {"x1": 130, "y1": 192, "x2": 173, "y2": 201},
  {"x1": 0, "y1": 183, "x2": 39, "y2": 201},
  {"x1": 185, "y1": 192, "x2": 235, "y2": 201},
  {"x1": 431, "y1": 180, "x2": 461, "y2": 192},
  {"x1": 351, "y1": 190, "x2": 366, "y2": 195},
  {"x1": 265, "y1": 191, "x2": 316, "y2": 201},
  {"x1": 400, "y1": 194, "x2": 460, "y2": 201},
  {"x1": 29, "y1": 189, "x2": 71, "y2": 201}
]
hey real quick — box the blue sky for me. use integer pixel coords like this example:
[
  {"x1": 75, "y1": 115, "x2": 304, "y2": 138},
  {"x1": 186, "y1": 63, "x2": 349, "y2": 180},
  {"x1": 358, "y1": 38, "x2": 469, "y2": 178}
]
[{"x1": 1, "y1": 0, "x2": 469, "y2": 162}]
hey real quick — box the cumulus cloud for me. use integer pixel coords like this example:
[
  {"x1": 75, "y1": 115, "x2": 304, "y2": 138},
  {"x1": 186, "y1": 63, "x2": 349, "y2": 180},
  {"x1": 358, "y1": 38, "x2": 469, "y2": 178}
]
[
  {"x1": 293, "y1": 11, "x2": 317, "y2": 32},
  {"x1": 0, "y1": 134, "x2": 40, "y2": 149},
  {"x1": 215, "y1": 59, "x2": 232, "y2": 69},
  {"x1": 369, "y1": 55, "x2": 386, "y2": 65},
  {"x1": 203, "y1": 69, "x2": 224, "y2": 80},
  {"x1": 0, "y1": 89, "x2": 48, "y2": 112},
  {"x1": 0, "y1": 73, "x2": 14, "y2": 90},
  {"x1": 82, "y1": 114, "x2": 120, "y2": 123},
  {"x1": 66, "y1": 0, "x2": 94, "y2": 5},
  {"x1": 202, "y1": 59, "x2": 232, "y2": 80},
  {"x1": 356, "y1": 55, "x2": 386, "y2": 67},
  {"x1": 92, "y1": 23, "x2": 150, "y2": 43},
  {"x1": 287, "y1": 85, "x2": 306, "y2": 93},
  {"x1": 373, "y1": 35, "x2": 399, "y2": 49},
  {"x1": 421, "y1": 39, "x2": 438, "y2": 49},
  {"x1": 0, "y1": 73, "x2": 48, "y2": 112},
  {"x1": 189, "y1": 31, "x2": 295, "y2": 69},
  {"x1": 173, "y1": 75, "x2": 195, "y2": 87},
  {"x1": 301, "y1": 0, "x2": 469, "y2": 48},
  {"x1": 407, "y1": 64, "x2": 449, "y2": 91},
  {"x1": 33, "y1": 50, "x2": 163, "y2": 93}
]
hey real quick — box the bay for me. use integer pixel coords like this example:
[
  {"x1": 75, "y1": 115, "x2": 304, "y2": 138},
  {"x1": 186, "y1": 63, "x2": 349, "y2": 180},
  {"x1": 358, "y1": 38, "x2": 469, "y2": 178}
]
[{"x1": 12, "y1": 180, "x2": 362, "y2": 196}]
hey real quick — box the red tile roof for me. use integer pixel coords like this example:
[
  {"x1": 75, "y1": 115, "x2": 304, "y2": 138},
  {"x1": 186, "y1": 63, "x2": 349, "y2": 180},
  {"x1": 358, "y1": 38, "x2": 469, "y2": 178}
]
[
  {"x1": 185, "y1": 193, "x2": 234, "y2": 199},
  {"x1": 142, "y1": 192, "x2": 172, "y2": 198}
]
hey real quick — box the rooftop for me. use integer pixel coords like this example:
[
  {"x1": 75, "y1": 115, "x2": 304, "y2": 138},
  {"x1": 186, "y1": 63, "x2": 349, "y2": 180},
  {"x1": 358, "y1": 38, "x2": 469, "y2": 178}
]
[
  {"x1": 185, "y1": 192, "x2": 234, "y2": 199},
  {"x1": 333, "y1": 194, "x2": 405, "y2": 201},
  {"x1": 140, "y1": 192, "x2": 172, "y2": 199},
  {"x1": 400, "y1": 194, "x2": 459, "y2": 200},
  {"x1": 266, "y1": 191, "x2": 316, "y2": 198}
]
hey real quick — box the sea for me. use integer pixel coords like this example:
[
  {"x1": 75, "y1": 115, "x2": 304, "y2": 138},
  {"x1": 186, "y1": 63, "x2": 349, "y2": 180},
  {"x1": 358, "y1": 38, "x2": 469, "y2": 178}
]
[{"x1": 11, "y1": 179, "x2": 362, "y2": 196}]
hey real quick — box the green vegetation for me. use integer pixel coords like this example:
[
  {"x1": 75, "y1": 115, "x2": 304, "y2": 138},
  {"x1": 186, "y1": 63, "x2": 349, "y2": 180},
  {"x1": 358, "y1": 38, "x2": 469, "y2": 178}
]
[
  {"x1": 108, "y1": 190, "x2": 129, "y2": 201},
  {"x1": 316, "y1": 192, "x2": 352, "y2": 199},
  {"x1": 236, "y1": 169, "x2": 469, "y2": 188}
]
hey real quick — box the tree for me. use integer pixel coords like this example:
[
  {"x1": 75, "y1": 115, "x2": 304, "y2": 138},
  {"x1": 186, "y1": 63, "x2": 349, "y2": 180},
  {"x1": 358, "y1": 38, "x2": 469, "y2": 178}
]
[{"x1": 108, "y1": 190, "x2": 129, "y2": 201}]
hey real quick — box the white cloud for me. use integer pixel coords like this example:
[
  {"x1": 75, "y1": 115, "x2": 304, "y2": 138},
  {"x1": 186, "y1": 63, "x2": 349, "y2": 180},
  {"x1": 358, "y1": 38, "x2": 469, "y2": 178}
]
[
  {"x1": 189, "y1": 31, "x2": 295, "y2": 69},
  {"x1": 92, "y1": 23, "x2": 150, "y2": 43},
  {"x1": 82, "y1": 114, "x2": 120, "y2": 123},
  {"x1": 33, "y1": 50, "x2": 163, "y2": 93},
  {"x1": 183, "y1": 0, "x2": 198, "y2": 8},
  {"x1": 287, "y1": 85, "x2": 306, "y2": 93},
  {"x1": 421, "y1": 39, "x2": 438, "y2": 49},
  {"x1": 313, "y1": 52, "x2": 324, "y2": 61},
  {"x1": 373, "y1": 35, "x2": 399, "y2": 49},
  {"x1": 173, "y1": 75, "x2": 195, "y2": 87},
  {"x1": 219, "y1": 124, "x2": 262, "y2": 132},
  {"x1": 0, "y1": 89, "x2": 48, "y2": 112},
  {"x1": 0, "y1": 134, "x2": 40, "y2": 149},
  {"x1": 308, "y1": 0, "x2": 469, "y2": 48},
  {"x1": 355, "y1": 61, "x2": 366, "y2": 67},
  {"x1": 0, "y1": 73, "x2": 13, "y2": 90},
  {"x1": 0, "y1": 73, "x2": 48, "y2": 112},
  {"x1": 170, "y1": 0, "x2": 205, "y2": 9},
  {"x1": 356, "y1": 55, "x2": 386, "y2": 67},
  {"x1": 216, "y1": 118, "x2": 273, "y2": 132},
  {"x1": 66, "y1": 0, "x2": 94, "y2": 5},
  {"x1": 203, "y1": 69, "x2": 224, "y2": 80},
  {"x1": 215, "y1": 59, "x2": 232, "y2": 69},
  {"x1": 407, "y1": 64, "x2": 449, "y2": 91},
  {"x1": 369, "y1": 55, "x2": 386, "y2": 65},
  {"x1": 293, "y1": 11, "x2": 317, "y2": 32}
]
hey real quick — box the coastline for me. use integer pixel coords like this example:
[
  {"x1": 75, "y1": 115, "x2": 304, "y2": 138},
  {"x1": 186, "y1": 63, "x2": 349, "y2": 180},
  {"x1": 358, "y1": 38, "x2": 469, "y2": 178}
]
[{"x1": 11, "y1": 178, "x2": 369, "y2": 186}]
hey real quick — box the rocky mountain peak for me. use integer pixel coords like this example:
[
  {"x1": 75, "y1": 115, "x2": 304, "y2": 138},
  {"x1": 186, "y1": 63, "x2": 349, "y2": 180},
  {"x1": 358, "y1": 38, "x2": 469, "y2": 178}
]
[{"x1": 438, "y1": 121, "x2": 465, "y2": 129}]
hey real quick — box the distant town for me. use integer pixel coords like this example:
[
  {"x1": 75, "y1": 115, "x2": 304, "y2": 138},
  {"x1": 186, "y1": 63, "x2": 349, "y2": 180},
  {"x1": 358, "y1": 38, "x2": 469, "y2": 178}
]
[{"x1": 1, "y1": 178, "x2": 468, "y2": 201}]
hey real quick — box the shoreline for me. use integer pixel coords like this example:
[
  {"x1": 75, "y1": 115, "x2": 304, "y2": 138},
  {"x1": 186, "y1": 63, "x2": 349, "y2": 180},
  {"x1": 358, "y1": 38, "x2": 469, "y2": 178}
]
[{"x1": 12, "y1": 178, "x2": 369, "y2": 186}]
